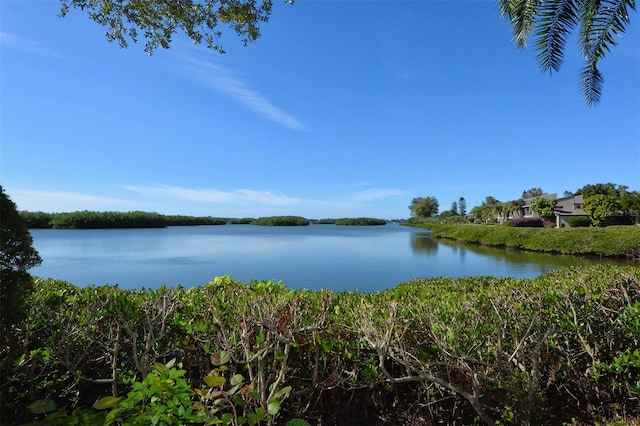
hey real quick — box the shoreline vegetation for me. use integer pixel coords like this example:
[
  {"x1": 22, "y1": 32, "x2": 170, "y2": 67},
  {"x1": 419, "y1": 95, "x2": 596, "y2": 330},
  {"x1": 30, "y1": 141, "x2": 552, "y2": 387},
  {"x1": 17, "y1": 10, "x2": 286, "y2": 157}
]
[
  {"x1": 19, "y1": 211, "x2": 391, "y2": 229},
  {"x1": 3, "y1": 265, "x2": 639, "y2": 425},
  {"x1": 408, "y1": 223, "x2": 640, "y2": 260}
]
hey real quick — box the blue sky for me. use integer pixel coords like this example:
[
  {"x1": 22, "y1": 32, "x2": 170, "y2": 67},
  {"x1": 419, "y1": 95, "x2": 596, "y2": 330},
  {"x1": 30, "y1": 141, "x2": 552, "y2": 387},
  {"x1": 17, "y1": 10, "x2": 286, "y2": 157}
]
[{"x1": 2, "y1": 0, "x2": 638, "y2": 219}]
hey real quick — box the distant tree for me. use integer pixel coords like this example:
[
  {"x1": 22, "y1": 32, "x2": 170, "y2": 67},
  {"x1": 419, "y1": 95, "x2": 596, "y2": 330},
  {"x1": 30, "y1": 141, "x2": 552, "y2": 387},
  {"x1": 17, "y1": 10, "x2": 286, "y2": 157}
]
[
  {"x1": 575, "y1": 183, "x2": 626, "y2": 199},
  {"x1": 409, "y1": 197, "x2": 439, "y2": 218},
  {"x1": 521, "y1": 188, "x2": 544, "y2": 199},
  {"x1": 499, "y1": 0, "x2": 636, "y2": 105},
  {"x1": 1, "y1": 187, "x2": 42, "y2": 329},
  {"x1": 531, "y1": 197, "x2": 557, "y2": 220},
  {"x1": 620, "y1": 191, "x2": 640, "y2": 220},
  {"x1": 581, "y1": 194, "x2": 618, "y2": 226},
  {"x1": 450, "y1": 201, "x2": 459, "y2": 216},
  {"x1": 59, "y1": 0, "x2": 285, "y2": 55},
  {"x1": 469, "y1": 196, "x2": 502, "y2": 223},
  {"x1": 470, "y1": 204, "x2": 491, "y2": 223},
  {"x1": 458, "y1": 197, "x2": 467, "y2": 217},
  {"x1": 505, "y1": 199, "x2": 525, "y2": 219}
]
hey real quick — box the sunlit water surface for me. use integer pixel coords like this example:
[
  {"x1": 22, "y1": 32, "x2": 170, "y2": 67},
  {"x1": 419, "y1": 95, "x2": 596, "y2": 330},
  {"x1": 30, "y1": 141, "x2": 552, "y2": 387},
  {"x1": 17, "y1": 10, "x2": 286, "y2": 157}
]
[{"x1": 29, "y1": 224, "x2": 629, "y2": 292}]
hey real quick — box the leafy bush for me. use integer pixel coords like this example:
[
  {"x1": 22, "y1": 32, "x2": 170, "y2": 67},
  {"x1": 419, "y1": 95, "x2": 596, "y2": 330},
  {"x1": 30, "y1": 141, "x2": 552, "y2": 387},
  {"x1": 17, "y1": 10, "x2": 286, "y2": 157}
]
[
  {"x1": 567, "y1": 216, "x2": 592, "y2": 227},
  {"x1": 512, "y1": 217, "x2": 544, "y2": 227},
  {"x1": 251, "y1": 216, "x2": 309, "y2": 226},
  {"x1": 4, "y1": 266, "x2": 640, "y2": 425}
]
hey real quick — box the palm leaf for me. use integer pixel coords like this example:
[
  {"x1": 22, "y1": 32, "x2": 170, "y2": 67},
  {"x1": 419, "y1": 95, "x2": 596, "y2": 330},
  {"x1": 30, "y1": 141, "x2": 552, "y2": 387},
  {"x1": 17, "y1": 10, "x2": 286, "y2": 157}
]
[
  {"x1": 499, "y1": 0, "x2": 544, "y2": 47},
  {"x1": 580, "y1": 0, "x2": 636, "y2": 104},
  {"x1": 534, "y1": 0, "x2": 580, "y2": 72}
]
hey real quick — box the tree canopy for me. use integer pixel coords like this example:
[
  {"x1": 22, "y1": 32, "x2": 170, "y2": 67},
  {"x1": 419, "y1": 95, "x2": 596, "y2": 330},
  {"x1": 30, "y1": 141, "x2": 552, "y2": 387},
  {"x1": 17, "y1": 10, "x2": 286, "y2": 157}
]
[
  {"x1": 1, "y1": 187, "x2": 42, "y2": 328},
  {"x1": 521, "y1": 187, "x2": 544, "y2": 199},
  {"x1": 59, "y1": 0, "x2": 287, "y2": 55},
  {"x1": 498, "y1": 0, "x2": 636, "y2": 105},
  {"x1": 408, "y1": 197, "x2": 439, "y2": 218}
]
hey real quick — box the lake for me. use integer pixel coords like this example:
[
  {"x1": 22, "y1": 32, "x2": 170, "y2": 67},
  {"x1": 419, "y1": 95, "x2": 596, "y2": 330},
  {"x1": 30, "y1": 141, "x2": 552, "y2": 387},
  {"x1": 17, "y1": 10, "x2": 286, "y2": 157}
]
[{"x1": 28, "y1": 224, "x2": 626, "y2": 292}]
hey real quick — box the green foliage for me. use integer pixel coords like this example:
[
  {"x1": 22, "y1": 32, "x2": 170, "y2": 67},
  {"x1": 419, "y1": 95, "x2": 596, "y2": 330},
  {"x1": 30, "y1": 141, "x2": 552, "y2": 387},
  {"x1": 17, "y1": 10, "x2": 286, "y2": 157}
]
[
  {"x1": 20, "y1": 211, "x2": 228, "y2": 229},
  {"x1": 18, "y1": 211, "x2": 53, "y2": 228},
  {"x1": 310, "y1": 218, "x2": 336, "y2": 224},
  {"x1": 582, "y1": 194, "x2": 618, "y2": 226},
  {"x1": 49, "y1": 211, "x2": 168, "y2": 229},
  {"x1": 163, "y1": 215, "x2": 227, "y2": 226},
  {"x1": 334, "y1": 217, "x2": 387, "y2": 226},
  {"x1": 251, "y1": 216, "x2": 309, "y2": 226},
  {"x1": 411, "y1": 223, "x2": 640, "y2": 257},
  {"x1": 98, "y1": 359, "x2": 202, "y2": 425},
  {"x1": 226, "y1": 218, "x2": 255, "y2": 224},
  {"x1": 1, "y1": 187, "x2": 42, "y2": 328},
  {"x1": 530, "y1": 196, "x2": 557, "y2": 220},
  {"x1": 521, "y1": 187, "x2": 544, "y2": 199},
  {"x1": 567, "y1": 216, "x2": 592, "y2": 227},
  {"x1": 408, "y1": 196, "x2": 439, "y2": 218},
  {"x1": 458, "y1": 197, "x2": 467, "y2": 217},
  {"x1": 575, "y1": 182, "x2": 627, "y2": 198},
  {"x1": 59, "y1": 0, "x2": 285, "y2": 55},
  {"x1": 4, "y1": 266, "x2": 640, "y2": 425}
]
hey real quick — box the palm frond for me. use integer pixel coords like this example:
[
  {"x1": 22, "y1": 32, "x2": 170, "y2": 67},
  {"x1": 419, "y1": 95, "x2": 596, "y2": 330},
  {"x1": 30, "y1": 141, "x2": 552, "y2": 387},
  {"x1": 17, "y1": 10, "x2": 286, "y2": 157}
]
[
  {"x1": 580, "y1": 0, "x2": 636, "y2": 104},
  {"x1": 534, "y1": 0, "x2": 580, "y2": 72},
  {"x1": 580, "y1": 62, "x2": 604, "y2": 105},
  {"x1": 499, "y1": 0, "x2": 544, "y2": 47}
]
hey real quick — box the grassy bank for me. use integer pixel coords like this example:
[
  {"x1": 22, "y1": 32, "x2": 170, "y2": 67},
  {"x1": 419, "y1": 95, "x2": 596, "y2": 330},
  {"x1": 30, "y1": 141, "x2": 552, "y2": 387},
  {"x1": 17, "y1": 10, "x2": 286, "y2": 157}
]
[
  {"x1": 410, "y1": 223, "x2": 640, "y2": 259},
  {"x1": 2, "y1": 265, "x2": 639, "y2": 425}
]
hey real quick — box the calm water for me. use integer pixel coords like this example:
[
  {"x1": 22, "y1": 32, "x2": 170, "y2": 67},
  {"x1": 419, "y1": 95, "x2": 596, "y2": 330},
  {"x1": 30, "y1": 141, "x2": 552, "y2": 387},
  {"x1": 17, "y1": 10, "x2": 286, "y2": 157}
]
[{"x1": 28, "y1": 224, "x2": 626, "y2": 292}]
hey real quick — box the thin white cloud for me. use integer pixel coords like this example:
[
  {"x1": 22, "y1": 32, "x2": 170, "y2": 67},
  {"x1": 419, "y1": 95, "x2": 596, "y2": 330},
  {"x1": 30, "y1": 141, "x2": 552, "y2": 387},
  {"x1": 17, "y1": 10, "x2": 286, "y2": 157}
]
[
  {"x1": 351, "y1": 188, "x2": 406, "y2": 201},
  {"x1": 0, "y1": 32, "x2": 66, "y2": 59},
  {"x1": 7, "y1": 188, "x2": 136, "y2": 212},
  {"x1": 182, "y1": 57, "x2": 306, "y2": 130},
  {"x1": 123, "y1": 184, "x2": 301, "y2": 206},
  {"x1": 7, "y1": 185, "x2": 408, "y2": 218}
]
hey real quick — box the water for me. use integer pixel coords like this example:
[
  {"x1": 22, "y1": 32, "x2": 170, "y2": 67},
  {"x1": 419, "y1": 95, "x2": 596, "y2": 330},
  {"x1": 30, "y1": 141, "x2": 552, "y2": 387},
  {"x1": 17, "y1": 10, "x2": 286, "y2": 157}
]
[{"x1": 28, "y1": 224, "x2": 626, "y2": 292}]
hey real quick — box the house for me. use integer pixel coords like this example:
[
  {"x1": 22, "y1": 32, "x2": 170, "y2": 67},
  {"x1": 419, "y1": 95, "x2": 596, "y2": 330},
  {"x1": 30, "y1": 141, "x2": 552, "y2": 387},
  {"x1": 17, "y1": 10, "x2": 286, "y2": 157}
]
[
  {"x1": 553, "y1": 194, "x2": 588, "y2": 227},
  {"x1": 521, "y1": 193, "x2": 589, "y2": 227}
]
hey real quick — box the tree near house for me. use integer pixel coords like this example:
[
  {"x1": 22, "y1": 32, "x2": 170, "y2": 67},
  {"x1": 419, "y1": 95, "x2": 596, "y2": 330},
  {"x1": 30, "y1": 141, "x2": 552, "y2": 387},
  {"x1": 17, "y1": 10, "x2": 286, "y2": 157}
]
[
  {"x1": 1, "y1": 187, "x2": 42, "y2": 329},
  {"x1": 470, "y1": 196, "x2": 501, "y2": 223},
  {"x1": 581, "y1": 194, "x2": 618, "y2": 226},
  {"x1": 521, "y1": 187, "x2": 544, "y2": 199},
  {"x1": 408, "y1": 197, "x2": 439, "y2": 218},
  {"x1": 531, "y1": 197, "x2": 557, "y2": 221},
  {"x1": 505, "y1": 199, "x2": 525, "y2": 219},
  {"x1": 575, "y1": 182, "x2": 627, "y2": 198},
  {"x1": 620, "y1": 191, "x2": 640, "y2": 222}
]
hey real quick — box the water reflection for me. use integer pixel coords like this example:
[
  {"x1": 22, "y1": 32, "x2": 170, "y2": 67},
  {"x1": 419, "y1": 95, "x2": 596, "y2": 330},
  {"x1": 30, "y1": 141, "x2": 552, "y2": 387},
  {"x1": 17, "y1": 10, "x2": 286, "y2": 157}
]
[
  {"x1": 29, "y1": 225, "x2": 635, "y2": 291},
  {"x1": 410, "y1": 233, "x2": 438, "y2": 254},
  {"x1": 438, "y1": 238, "x2": 626, "y2": 268}
]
